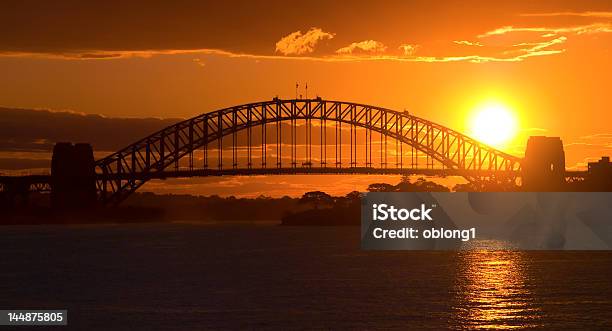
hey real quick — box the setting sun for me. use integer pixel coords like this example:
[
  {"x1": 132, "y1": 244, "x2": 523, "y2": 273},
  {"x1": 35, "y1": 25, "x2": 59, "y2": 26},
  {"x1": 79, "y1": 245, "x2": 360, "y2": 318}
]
[{"x1": 470, "y1": 102, "x2": 518, "y2": 147}]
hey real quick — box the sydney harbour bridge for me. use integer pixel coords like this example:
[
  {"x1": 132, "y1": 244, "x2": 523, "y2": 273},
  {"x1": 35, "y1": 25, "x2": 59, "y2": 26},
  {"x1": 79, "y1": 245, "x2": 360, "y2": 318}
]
[{"x1": 0, "y1": 98, "x2": 583, "y2": 207}]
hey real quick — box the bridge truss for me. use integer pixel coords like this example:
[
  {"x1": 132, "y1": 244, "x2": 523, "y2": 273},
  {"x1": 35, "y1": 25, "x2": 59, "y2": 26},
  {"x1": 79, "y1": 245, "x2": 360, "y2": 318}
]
[{"x1": 95, "y1": 99, "x2": 522, "y2": 204}]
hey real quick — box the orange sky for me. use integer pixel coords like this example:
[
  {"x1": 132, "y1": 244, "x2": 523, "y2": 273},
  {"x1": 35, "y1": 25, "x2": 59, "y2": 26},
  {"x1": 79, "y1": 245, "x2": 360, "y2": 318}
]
[{"x1": 1, "y1": 0, "x2": 611, "y2": 196}]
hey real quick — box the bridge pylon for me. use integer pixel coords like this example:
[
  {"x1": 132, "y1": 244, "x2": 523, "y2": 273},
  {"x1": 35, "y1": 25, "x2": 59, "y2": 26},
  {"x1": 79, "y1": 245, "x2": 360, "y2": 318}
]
[
  {"x1": 522, "y1": 136, "x2": 566, "y2": 190},
  {"x1": 51, "y1": 142, "x2": 97, "y2": 209}
]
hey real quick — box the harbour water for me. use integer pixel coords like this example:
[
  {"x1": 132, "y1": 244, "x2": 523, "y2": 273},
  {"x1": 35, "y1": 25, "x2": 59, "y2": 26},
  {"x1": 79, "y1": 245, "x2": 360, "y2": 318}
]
[{"x1": 1, "y1": 223, "x2": 611, "y2": 330}]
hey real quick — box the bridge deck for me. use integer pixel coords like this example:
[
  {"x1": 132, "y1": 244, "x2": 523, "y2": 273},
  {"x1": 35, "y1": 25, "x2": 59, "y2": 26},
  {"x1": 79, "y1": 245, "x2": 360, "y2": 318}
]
[
  {"x1": 111, "y1": 167, "x2": 519, "y2": 180},
  {"x1": 0, "y1": 169, "x2": 588, "y2": 183}
]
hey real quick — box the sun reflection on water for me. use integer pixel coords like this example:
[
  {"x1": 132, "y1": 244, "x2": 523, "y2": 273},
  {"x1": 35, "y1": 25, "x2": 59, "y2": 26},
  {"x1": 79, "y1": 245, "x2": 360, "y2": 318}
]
[{"x1": 452, "y1": 248, "x2": 542, "y2": 329}]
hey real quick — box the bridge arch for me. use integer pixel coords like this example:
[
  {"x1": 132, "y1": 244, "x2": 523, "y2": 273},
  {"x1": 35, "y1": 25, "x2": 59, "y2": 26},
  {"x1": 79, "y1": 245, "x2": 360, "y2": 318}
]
[{"x1": 95, "y1": 99, "x2": 522, "y2": 204}]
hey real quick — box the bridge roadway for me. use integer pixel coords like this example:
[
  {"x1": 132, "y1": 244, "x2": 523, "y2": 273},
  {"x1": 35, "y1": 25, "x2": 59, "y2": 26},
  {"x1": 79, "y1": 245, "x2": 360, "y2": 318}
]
[
  {"x1": 0, "y1": 168, "x2": 589, "y2": 193},
  {"x1": 106, "y1": 167, "x2": 520, "y2": 180}
]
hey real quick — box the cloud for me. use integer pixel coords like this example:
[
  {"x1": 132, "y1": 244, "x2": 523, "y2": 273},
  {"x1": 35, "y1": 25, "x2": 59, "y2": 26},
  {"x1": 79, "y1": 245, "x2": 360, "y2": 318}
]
[
  {"x1": 520, "y1": 11, "x2": 612, "y2": 18},
  {"x1": 398, "y1": 44, "x2": 419, "y2": 56},
  {"x1": 504, "y1": 36, "x2": 567, "y2": 58},
  {"x1": 579, "y1": 133, "x2": 612, "y2": 140},
  {"x1": 0, "y1": 106, "x2": 371, "y2": 157},
  {"x1": 275, "y1": 27, "x2": 334, "y2": 55},
  {"x1": 336, "y1": 40, "x2": 387, "y2": 54},
  {"x1": 513, "y1": 36, "x2": 566, "y2": 50},
  {"x1": 0, "y1": 46, "x2": 566, "y2": 64},
  {"x1": 0, "y1": 157, "x2": 50, "y2": 170},
  {"x1": 478, "y1": 23, "x2": 612, "y2": 38},
  {"x1": 0, "y1": 48, "x2": 234, "y2": 60},
  {"x1": 0, "y1": 107, "x2": 181, "y2": 152},
  {"x1": 521, "y1": 127, "x2": 548, "y2": 133},
  {"x1": 0, "y1": 2, "x2": 609, "y2": 66},
  {"x1": 2, "y1": 19, "x2": 606, "y2": 64},
  {"x1": 471, "y1": 22, "x2": 612, "y2": 61},
  {"x1": 192, "y1": 58, "x2": 206, "y2": 67},
  {"x1": 453, "y1": 40, "x2": 483, "y2": 47}
]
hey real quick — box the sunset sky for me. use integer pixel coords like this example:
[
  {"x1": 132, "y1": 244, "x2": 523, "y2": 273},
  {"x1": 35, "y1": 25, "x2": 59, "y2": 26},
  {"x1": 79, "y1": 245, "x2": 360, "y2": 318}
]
[{"x1": 1, "y1": 0, "x2": 611, "y2": 196}]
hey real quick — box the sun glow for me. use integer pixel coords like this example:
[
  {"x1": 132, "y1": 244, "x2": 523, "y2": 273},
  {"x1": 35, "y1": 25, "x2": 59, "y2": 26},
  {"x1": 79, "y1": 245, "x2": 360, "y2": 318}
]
[{"x1": 470, "y1": 102, "x2": 518, "y2": 147}]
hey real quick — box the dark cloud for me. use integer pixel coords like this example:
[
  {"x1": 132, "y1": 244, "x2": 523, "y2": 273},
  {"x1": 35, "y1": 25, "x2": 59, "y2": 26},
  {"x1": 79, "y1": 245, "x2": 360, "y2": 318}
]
[
  {"x1": 0, "y1": 0, "x2": 323, "y2": 55},
  {"x1": 0, "y1": 107, "x2": 181, "y2": 152},
  {"x1": 1, "y1": 106, "x2": 377, "y2": 152},
  {"x1": 0, "y1": 157, "x2": 49, "y2": 170}
]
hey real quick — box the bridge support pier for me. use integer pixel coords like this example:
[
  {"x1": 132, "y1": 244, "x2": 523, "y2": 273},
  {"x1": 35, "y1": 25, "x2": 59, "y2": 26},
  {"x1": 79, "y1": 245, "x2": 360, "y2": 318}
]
[
  {"x1": 522, "y1": 136, "x2": 566, "y2": 191},
  {"x1": 51, "y1": 142, "x2": 97, "y2": 210}
]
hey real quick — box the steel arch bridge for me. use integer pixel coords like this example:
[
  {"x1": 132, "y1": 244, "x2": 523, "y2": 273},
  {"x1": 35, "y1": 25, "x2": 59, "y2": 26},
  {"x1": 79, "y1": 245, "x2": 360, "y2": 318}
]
[{"x1": 95, "y1": 98, "x2": 522, "y2": 205}]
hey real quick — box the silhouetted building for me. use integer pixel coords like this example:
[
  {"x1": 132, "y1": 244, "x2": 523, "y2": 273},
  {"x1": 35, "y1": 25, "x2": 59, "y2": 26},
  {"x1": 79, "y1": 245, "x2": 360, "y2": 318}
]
[
  {"x1": 522, "y1": 136, "x2": 566, "y2": 191},
  {"x1": 587, "y1": 156, "x2": 612, "y2": 190},
  {"x1": 51, "y1": 142, "x2": 97, "y2": 209}
]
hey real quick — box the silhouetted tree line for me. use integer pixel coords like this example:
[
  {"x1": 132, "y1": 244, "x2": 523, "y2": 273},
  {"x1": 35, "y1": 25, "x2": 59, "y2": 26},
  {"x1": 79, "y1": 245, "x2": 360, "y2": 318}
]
[
  {"x1": 367, "y1": 176, "x2": 451, "y2": 192},
  {"x1": 0, "y1": 192, "x2": 303, "y2": 225},
  {"x1": 122, "y1": 192, "x2": 303, "y2": 222},
  {"x1": 281, "y1": 177, "x2": 453, "y2": 226},
  {"x1": 5, "y1": 172, "x2": 610, "y2": 226},
  {"x1": 281, "y1": 191, "x2": 362, "y2": 226}
]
